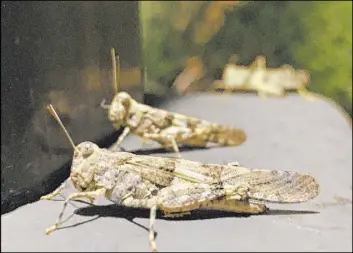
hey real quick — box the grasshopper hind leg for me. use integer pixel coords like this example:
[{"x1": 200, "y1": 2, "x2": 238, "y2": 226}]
[
  {"x1": 207, "y1": 199, "x2": 267, "y2": 214},
  {"x1": 142, "y1": 133, "x2": 181, "y2": 158},
  {"x1": 122, "y1": 183, "x2": 231, "y2": 252},
  {"x1": 156, "y1": 183, "x2": 267, "y2": 215},
  {"x1": 122, "y1": 183, "x2": 264, "y2": 252}
]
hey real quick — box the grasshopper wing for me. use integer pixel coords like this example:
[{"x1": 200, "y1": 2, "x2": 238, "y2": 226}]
[
  {"x1": 221, "y1": 165, "x2": 320, "y2": 203},
  {"x1": 129, "y1": 103, "x2": 247, "y2": 148},
  {"x1": 164, "y1": 112, "x2": 247, "y2": 147},
  {"x1": 122, "y1": 155, "x2": 179, "y2": 186}
]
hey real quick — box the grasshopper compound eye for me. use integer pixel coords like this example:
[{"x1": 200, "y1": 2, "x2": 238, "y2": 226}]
[{"x1": 80, "y1": 142, "x2": 95, "y2": 157}]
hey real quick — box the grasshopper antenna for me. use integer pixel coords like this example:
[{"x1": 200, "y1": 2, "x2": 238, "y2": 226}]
[
  {"x1": 100, "y1": 47, "x2": 120, "y2": 109},
  {"x1": 111, "y1": 47, "x2": 120, "y2": 95},
  {"x1": 47, "y1": 104, "x2": 79, "y2": 152}
]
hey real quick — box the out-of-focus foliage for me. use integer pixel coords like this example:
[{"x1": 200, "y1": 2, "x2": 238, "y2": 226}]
[
  {"x1": 140, "y1": 1, "x2": 352, "y2": 115},
  {"x1": 140, "y1": 1, "x2": 240, "y2": 94},
  {"x1": 291, "y1": 1, "x2": 352, "y2": 115}
]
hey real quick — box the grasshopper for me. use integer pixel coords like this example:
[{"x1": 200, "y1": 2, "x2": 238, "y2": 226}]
[
  {"x1": 100, "y1": 48, "x2": 247, "y2": 157},
  {"x1": 41, "y1": 104, "x2": 320, "y2": 252},
  {"x1": 210, "y1": 55, "x2": 313, "y2": 98}
]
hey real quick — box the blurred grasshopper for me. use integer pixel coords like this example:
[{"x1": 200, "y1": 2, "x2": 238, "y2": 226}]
[
  {"x1": 210, "y1": 55, "x2": 312, "y2": 98},
  {"x1": 41, "y1": 104, "x2": 320, "y2": 252},
  {"x1": 100, "y1": 48, "x2": 247, "y2": 157}
]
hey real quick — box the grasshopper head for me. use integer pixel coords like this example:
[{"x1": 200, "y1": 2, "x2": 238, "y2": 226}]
[
  {"x1": 108, "y1": 91, "x2": 132, "y2": 128},
  {"x1": 70, "y1": 141, "x2": 100, "y2": 192},
  {"x1": 46, "y1": 104, "x2": 104, "y2": 192}
]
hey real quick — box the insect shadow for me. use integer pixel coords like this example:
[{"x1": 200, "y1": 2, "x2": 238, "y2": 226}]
[
  {"x1": 74, "y1": 203, "x2": 319, "y2": 221},
  {"x1": 125, "y1": 145, "x2": 213, "y2": 156},
  {"x1": 119, "y1": 142, "x2": 239, "y2": 156},
  {"x1": 57, "y1": 201, "x2": 318, "y2": 238}
]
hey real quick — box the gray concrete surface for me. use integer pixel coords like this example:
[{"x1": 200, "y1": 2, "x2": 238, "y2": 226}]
[{"x1": 1, "y1": 94, "x2": 352, "y2": 252}]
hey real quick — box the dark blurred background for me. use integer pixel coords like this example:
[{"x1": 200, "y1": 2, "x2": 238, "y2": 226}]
[{"x1": 1, "y1": 1, "x2": 143, "y2": 213}]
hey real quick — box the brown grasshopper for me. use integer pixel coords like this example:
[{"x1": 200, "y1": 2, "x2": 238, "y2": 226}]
[
  {"x1": 210, "y1": 55, "x2": 313, "y2": 98},
  {"x1": 41, "y1": 104, "x2": 320, "y2": 252},
  {"x1": 100, "y1": 48, "x2": 247, "y2": 157}
]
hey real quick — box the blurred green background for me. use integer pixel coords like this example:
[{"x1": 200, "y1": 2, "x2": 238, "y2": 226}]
[{"x1": 140, "y1": 1, "x2": 352, "y2": 116}]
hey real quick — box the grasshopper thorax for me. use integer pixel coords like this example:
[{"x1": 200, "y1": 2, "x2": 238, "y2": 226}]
[
  {"x1": 70, "y1": 141, "x2": 101, "y2": 192},
  {"x1": 108, "y1": 91, "x2": 132, "y2": 128}
]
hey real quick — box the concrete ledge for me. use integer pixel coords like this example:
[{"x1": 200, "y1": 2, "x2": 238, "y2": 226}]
[{"x1": 2, "y1": 94, "x2": 352, "y2": 251}]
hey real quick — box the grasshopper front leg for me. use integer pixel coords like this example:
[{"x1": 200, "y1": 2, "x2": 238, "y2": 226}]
[
  {"x1": 40, "y1": 182, "x2": 66, "y2": 200},
  {"x1": 45, "y1": 188, "x2": 106, "y2": 235},
  {"x1": 100, "y1": 99, "x2": 111, "y2": 109},
  {"x1": 111, "y1": 127, "x2": 130, "y2": 151}
]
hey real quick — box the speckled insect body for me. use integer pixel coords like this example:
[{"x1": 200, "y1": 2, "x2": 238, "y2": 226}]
[
  {"x1": 210, "y1": 55, "x2": 311, "y2": 98},
  {"x1": 41, "y1": 105, "x2": 320, "y2": 252},
  {"x1": 102, "y1": 91, "x2": 247, "y2": 156},
  {"x1": 100, "y1": 48, "x2": 247, "y2": 156}
]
